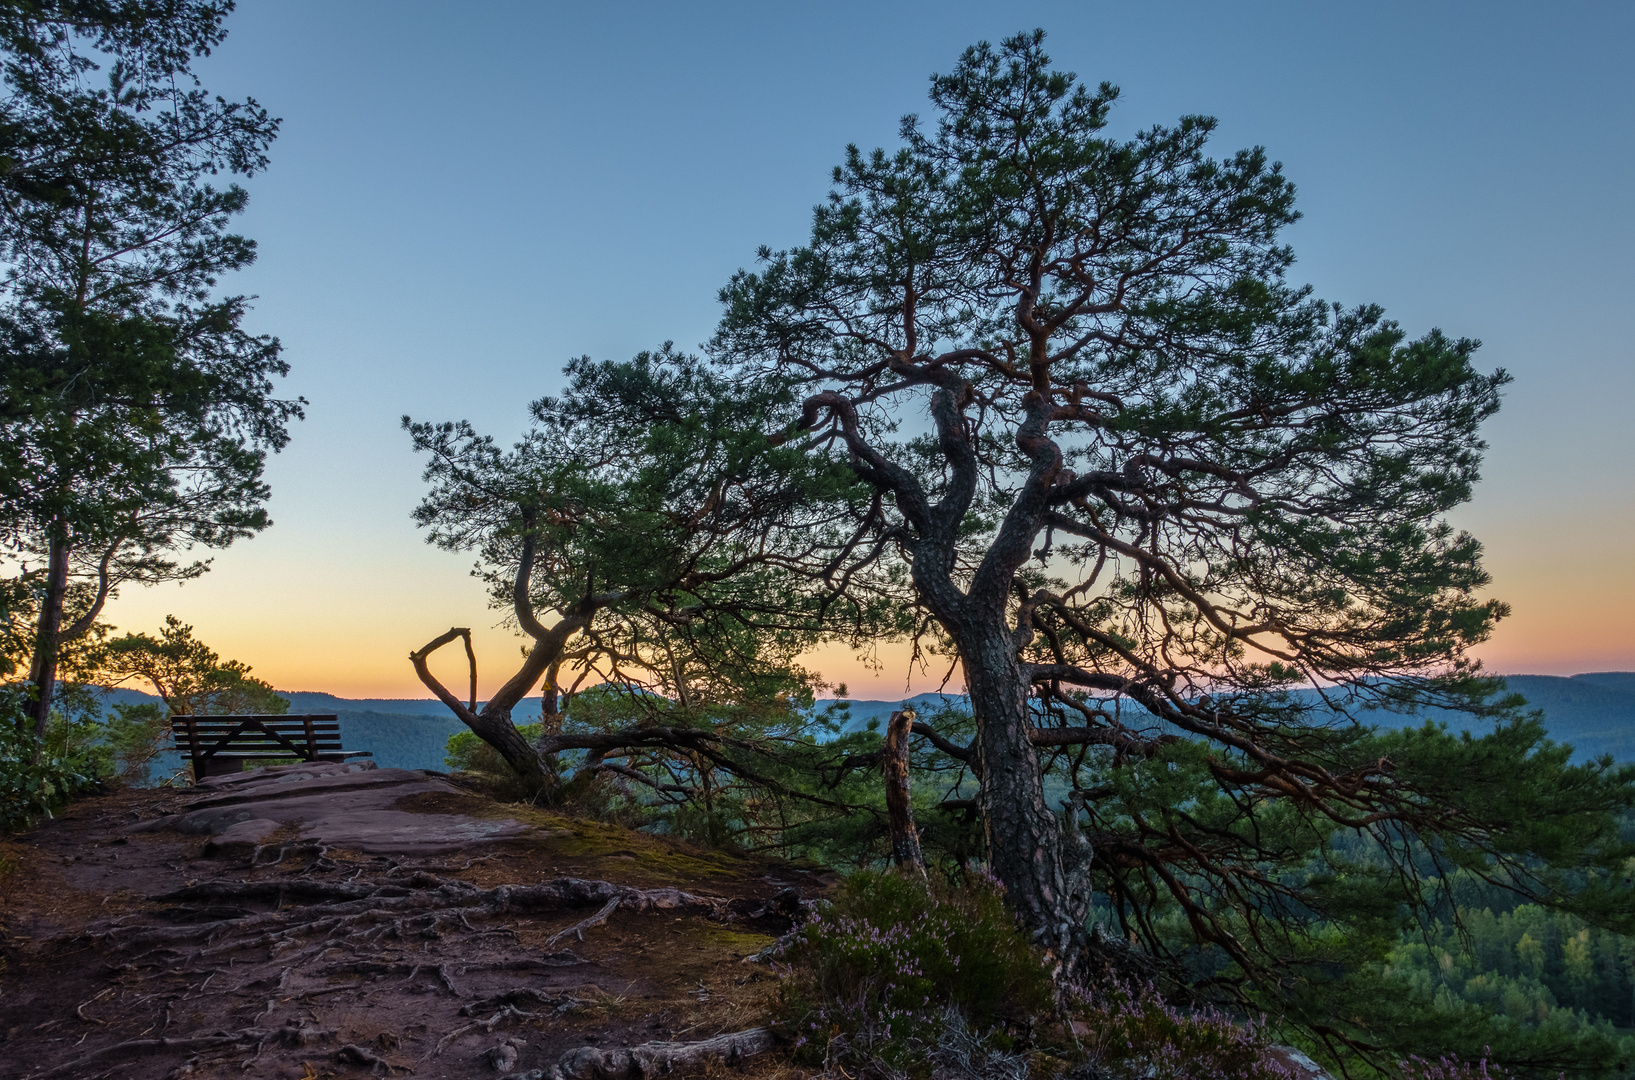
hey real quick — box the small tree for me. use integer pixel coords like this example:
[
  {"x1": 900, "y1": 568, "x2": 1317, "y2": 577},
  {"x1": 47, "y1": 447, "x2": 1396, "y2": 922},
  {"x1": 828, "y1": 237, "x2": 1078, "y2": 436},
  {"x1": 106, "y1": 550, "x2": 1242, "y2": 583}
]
[
  {"x1": 407, "y1": 349, "x2": 895, "y2": 818},
  {"x1": 99, "y1": 614, "x2": 288, "y2": 716},
  {"x1": 95, "y1": 615, "x2": 285, "y2": 784}
]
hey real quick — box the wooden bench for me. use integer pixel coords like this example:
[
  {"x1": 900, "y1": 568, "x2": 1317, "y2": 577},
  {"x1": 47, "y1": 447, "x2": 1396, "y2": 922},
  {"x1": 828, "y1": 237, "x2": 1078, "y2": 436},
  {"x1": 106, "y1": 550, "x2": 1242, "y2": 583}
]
[{"x1": 176, "y1": 714, "x2": 373, "y2": 779}]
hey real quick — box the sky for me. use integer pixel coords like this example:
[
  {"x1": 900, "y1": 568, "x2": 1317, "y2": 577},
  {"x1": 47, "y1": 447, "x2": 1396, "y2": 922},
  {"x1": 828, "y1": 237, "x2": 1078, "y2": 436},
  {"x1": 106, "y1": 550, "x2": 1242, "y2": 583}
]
[{"x1": 96, "y1": 1, "x2": 1635, "y2": 699}]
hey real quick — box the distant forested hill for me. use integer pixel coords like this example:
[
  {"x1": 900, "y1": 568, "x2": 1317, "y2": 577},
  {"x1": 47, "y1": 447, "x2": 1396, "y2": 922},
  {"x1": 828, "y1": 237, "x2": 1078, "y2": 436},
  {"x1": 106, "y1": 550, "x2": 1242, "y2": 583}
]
[
  {"x1": 834, "y1": 674, "x2": 1635, "y2": 765},
  {"x1": 1455, "y1": 674, "x2": 1635, "y2": 762},
  {"x1": 87, "y1": 673, "x2": 1635, "y2": 776}
]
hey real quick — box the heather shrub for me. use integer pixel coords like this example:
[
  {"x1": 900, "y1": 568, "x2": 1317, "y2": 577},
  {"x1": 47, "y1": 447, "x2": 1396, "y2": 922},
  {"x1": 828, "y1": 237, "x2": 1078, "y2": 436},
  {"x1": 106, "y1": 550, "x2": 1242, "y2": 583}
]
[
  {"x1": 775, "y1": 868, "x2": 1052, "y2": 1074},
  {"x1": 1398, "y1": 1053, "x2": 1562, "y2": 1080},
  {"x1": 1067, "y1": 979, "x2": 1295, "y2": 1080}
]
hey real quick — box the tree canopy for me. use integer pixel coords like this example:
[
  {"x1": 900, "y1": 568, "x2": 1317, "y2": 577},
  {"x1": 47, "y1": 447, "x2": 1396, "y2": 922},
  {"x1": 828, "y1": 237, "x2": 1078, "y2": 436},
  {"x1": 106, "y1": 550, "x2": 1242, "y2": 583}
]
[
  {"x1": 405, "y1": 348, "x2": 895, "y2": 810},
  {"x1": 705, "y1": 29, "x2": 1635, "y2": 1058},
  {"x1": 0, "y1": 0, "x2": 296, "y2": 736}
]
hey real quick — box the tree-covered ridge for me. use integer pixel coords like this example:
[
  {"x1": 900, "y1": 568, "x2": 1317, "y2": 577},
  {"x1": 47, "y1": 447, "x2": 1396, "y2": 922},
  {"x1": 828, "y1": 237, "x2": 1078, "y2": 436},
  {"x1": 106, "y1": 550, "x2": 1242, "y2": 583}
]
[
  {"x1": 839, "y1": 676, "x2": 1635, "y2": 764},
  {"x1": 70, "y1": 670, "x2": 1635, "y2": 781}
]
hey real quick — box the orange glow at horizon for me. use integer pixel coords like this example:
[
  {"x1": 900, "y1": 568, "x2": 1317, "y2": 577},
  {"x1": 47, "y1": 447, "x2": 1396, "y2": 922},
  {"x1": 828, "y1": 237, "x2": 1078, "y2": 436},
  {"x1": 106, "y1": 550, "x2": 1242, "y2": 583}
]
[
  {"x1": 96, "y1": 583, "x2": 1635, "y2": 704},
  {"x1": 91, "y1": 499, "x2": 1635, "y2": 701}
]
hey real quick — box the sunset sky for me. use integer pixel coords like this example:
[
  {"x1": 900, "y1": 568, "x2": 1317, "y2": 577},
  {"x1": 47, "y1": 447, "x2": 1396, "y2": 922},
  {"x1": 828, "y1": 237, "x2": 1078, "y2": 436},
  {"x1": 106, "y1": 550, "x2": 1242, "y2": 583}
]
[{"x1": 97, "y1": 1, "x2": 1634, "y2": 700}]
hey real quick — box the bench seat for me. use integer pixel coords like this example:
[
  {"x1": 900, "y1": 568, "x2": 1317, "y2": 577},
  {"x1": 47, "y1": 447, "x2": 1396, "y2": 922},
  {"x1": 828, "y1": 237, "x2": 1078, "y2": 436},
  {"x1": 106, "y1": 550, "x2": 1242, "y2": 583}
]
[{"x1": 176, "y1": 714, "x2": 373, "y2": 779}]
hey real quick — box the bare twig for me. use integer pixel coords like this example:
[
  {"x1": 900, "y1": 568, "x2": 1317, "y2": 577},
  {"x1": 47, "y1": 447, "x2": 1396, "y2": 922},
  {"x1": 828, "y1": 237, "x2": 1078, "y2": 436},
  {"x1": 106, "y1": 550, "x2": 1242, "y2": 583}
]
[
  {"x1": 74, "y1": 986, "x2": 114, "y2": 1025},
  {"x1": 543, "y1": 896, "x2": 620, "y2": 948},
  {"x1": 430, "y1": 1005, "x2": 546, "y2": 1058}
]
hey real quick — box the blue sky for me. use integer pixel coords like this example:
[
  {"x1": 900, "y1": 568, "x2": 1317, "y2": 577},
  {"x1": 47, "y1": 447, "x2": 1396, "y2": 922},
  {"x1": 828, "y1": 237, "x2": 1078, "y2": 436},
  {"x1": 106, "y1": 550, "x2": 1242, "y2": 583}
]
[{"x1": 102, "y1": 1, "x2": 1635, "y2": 695}]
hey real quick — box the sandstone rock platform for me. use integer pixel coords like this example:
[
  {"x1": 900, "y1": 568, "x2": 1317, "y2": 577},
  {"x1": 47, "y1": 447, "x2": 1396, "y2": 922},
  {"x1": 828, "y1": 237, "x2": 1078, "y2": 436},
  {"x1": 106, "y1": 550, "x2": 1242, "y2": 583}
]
[{"x1": 127, "y1": 760, "x2": 537, "y2": 855}]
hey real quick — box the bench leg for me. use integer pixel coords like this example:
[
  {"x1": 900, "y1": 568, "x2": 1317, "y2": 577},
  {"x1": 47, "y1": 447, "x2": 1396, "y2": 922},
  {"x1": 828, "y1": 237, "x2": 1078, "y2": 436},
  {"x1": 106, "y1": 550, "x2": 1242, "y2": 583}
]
[{"x1": 193, "y1": 758, "x2": 241, "y2": 780}]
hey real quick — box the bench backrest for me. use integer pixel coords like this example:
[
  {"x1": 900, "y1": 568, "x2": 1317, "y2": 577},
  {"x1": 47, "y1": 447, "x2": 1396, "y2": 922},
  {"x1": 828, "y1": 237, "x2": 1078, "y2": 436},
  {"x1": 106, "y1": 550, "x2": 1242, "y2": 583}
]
[{"x1": 175, "y1": 714, "x2": 343, "y2": 762}]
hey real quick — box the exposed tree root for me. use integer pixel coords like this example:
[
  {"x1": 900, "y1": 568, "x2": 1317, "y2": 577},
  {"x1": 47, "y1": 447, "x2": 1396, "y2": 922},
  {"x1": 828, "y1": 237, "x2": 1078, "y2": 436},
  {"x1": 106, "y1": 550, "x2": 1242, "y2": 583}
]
[
  {"x1": 428, "y1": 992, "x2": 590, "y2": 1059},
  {"x1": 544, "y1": 896, "x2": 621, "y2": 948},
  {"x1": 461, "y1": 989, "x2": 586, "y2": 1017},
  {"x1": 487, "y1": 1037, "x2": 527, "y2": 1073},
  {"x1": 27, "y1": 1030, "x2": 269, "y2": 1079},
  {"x1": 740, "y1": 939, "x2": 783, "y2": 964},
  {"x1": 74, "y1": 986, "x2": 114, "y2": 1024},
  {"x1": 25, "y1": 860, "x2": 771, "y2": 1080},
  {"x1": 101, "y1": 875, "x2": 724, "y2": 963},
  {"x1": 306, "y1": 952, "x2": 589, "y2": 989},
  {"x1": 72, "y1": 874, "x2": 736, "y2": 1072},
  {"x1": 401, "y1": 960, "x2": 462, "y2": 996},
  {"x1": 489, "y1": 952, "x2": 592, "y2": 971},
  {"x1": 498, "y1": 1027, "x2": 777, "y2": 1080},
  {"x1": 248, "y1": 838, "x2": 338, "y2": 872},
  {"x1": 335, "y1": 1041, "x2": 411, "y2": 1074},
  {"x1": 431, "y1": 1004, "x2": 554, "y2": 1058}
]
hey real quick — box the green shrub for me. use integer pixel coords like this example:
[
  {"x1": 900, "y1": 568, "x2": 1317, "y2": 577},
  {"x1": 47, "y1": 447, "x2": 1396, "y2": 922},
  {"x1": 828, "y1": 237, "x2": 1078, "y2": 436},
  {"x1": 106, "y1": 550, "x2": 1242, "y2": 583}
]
[
  {"x1": 776, "y1": 868, "x2": 1052, "y2": 1074},
  {"x1": 34, "y1": 684, "x2": 177, "y2": 789},
  {"x1": 0, "y1": 682, "x2": 188, "y2": 829},
  {"x1": 90, "y1": 702, "x2": 173, "y2": 785},
  {"x1": 0, "y1": 734, "x2": 95, "y2": 832},
  {"x1": 0, "y1": 690, "x2": 98, "y2": 832}
]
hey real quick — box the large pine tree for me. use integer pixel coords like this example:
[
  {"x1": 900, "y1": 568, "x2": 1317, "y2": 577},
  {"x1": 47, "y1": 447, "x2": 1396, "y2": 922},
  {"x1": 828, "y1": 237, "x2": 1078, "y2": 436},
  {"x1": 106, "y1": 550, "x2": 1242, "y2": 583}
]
[{"x1": 711, "y1": 30, "x2": 1635, "y2": 1017}]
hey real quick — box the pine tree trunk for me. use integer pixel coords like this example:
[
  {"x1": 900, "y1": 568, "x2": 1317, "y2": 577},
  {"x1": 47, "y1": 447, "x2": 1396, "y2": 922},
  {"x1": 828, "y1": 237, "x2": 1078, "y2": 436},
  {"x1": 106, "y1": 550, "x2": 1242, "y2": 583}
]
[
  {"x1": 469, "y1": 703, "x2": 559, "y2": 796},
  {"x1": 959, "y1": 619, "x2": 1091, "y2": 967},
  {"x1": 28, "y1": 529, "x2": 71, "y2": 741}
]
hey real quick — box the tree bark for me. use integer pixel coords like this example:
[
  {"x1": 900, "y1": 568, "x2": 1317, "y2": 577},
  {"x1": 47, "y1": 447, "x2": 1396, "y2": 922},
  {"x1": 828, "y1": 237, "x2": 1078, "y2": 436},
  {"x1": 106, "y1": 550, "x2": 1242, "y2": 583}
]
[
  {"x1": 409, "y1": 627, "x2": 561, "y2": 797},
  {"x1": 28, "y1": 527, "x2": 71, "y2": 740},
  {"x1": 959, "y1": 618, "x2": 1091, "y2": 971},
  {"x1": 470, "y1": 703, "x2": 559, "y2": 791},
  {"x1": 883, "y1": 708, "x2": 925, "y2": 874},
  {"x1": 818, "y1": 372, "x2": 1093, "y2": 965}
]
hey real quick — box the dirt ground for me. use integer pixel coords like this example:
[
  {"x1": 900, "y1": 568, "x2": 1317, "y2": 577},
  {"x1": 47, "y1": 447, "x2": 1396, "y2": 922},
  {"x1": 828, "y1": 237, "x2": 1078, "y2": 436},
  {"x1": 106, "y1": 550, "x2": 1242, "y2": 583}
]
[{"x1": 0, "y1": 764, "x2": 829, "y2": 1080}]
